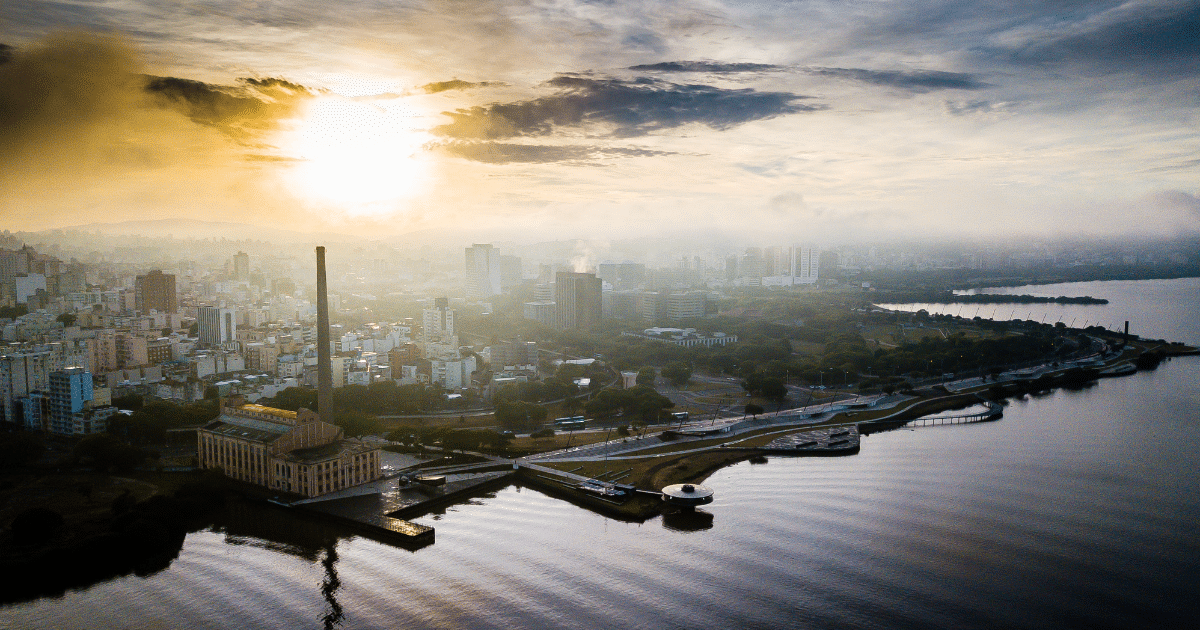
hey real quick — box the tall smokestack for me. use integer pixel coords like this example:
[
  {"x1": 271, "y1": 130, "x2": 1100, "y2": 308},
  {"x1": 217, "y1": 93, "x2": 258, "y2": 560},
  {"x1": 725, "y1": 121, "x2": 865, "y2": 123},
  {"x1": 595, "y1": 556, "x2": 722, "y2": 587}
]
[{"x1": 316, "y1": 246, "x2": 333, "y2": 425}]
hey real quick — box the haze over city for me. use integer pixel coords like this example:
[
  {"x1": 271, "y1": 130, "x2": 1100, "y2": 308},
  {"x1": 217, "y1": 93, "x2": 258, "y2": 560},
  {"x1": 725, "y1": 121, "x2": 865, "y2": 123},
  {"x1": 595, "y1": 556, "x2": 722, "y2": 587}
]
[{"x1": 3, "y1": 0, "x2": 1198, "y2": 241}]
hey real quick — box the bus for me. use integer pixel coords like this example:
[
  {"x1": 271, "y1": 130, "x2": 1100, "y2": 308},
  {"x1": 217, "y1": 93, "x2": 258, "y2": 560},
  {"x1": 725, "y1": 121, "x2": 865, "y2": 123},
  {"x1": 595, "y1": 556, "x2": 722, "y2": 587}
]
[{"x1": 553, "y1": 415, "x2": 586, "y2": 430}]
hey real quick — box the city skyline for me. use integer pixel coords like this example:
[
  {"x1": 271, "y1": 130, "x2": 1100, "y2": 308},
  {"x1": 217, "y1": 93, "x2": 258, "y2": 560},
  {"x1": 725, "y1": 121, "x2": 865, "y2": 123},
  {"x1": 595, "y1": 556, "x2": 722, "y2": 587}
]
[{"x1": 2, "y1": 1, "x2": 1197, "y2": 242}]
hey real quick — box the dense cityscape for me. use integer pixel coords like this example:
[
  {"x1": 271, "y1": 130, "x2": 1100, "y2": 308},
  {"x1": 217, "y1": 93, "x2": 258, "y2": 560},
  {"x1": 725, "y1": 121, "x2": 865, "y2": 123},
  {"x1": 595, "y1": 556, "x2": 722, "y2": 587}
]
[{"x1": 5, "y1": 229, "x2": 1197, "y2": 436}]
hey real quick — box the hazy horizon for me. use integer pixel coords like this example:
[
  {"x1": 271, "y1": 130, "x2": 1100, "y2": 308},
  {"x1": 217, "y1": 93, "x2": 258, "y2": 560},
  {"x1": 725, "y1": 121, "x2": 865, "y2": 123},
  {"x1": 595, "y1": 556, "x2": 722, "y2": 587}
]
[{"x1": 2, "y1": 1, "x2": 1198, "y2": 241}]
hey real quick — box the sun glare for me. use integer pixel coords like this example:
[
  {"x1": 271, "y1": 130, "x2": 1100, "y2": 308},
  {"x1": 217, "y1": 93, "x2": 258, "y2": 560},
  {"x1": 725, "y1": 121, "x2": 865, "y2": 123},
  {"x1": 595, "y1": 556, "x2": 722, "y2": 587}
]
[{"x1": 281, "y1": 95, "x2": 430, "y2": 213}]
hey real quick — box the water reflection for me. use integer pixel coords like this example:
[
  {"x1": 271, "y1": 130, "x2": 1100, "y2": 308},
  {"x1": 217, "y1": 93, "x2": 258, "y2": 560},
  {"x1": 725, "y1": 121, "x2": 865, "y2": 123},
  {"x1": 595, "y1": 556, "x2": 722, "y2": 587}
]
[
  {"x1": 661, "y1": 508, "x2": 714, "y2": 532},
  {"x1": 321, "y1": 542, "x2": 344, "y2": 630},
  {"x1": 217, "y1": 499, "x2": 340, "y2": 561}
]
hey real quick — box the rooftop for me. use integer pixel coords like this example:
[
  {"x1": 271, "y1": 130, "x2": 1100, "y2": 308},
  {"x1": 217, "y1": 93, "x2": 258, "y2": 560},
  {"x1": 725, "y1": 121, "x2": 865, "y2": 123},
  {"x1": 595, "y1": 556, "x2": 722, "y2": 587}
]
[
  {"x1": 282, "y1": 438, "x2": 379, "y2": 464},
  {"x1": 202, "y1": 418, "x2": 291, "y2": 443},
  {"x1": 237, "y1": 403, "x2": 297, "y2": 420}
]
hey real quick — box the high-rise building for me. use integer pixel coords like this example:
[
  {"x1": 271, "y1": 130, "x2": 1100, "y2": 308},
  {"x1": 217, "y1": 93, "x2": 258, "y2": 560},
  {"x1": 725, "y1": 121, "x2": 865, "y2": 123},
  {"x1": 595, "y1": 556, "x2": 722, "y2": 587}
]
[
  {"x1": 667, "y1": 292, "x2": 707, "y2": 321},
  {"x1": 597, "y1": 262, "x2": 646, "y2": 291},
  {"x1": 489, "y1": 340, "x2": 538, "y2": 370},
  {"x1": 522, "y1": 301, "x2": 556, "y2": 327},
  {"x1": 233, "y1": 251, "x2": 250, "y2": 281},
  {"x1": 198, "y1": 306, "x2": 237, "y2": 346},
  {"x1": 819, "y1": 250, "x2": 839, "y2": 280},
  {"x1": 422, "y1": 297, "x2": 456, "y2": 342},
  {"x1": 554, "y1": 272, "x2": 602, "y2": 331},
  {"x1": 793, "y1": 246, "x2": 820, "y2": 284},
  {"x1": 465, "y1": 244, "x2": 501, "y2": 299},
  {"x1": 135, "y1": 270, "x2": 177, "y2": 313},
  {"x1": 741, "y1": 249, "x2": 764, "y2": 283},
  {"x1": 48, "y1": 367, "x2": 93, "y2": 435}
]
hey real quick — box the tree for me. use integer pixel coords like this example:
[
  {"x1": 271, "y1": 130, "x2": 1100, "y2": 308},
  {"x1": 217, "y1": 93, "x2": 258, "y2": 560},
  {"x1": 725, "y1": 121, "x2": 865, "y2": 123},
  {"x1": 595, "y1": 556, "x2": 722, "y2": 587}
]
[
  {"x1": 74, "y1": 434, "x2": 150, "y2": 472},
  {"x1": 56, "y1": 313, "x2": 77, "y2": 327},
  {"x1": 760, "y1": 377, "x2": 787, "y2": 400},
  {"x1": 660, "y1": 361, "x2": 693, "y2": 387},
  {"x1": 112, "y1": 394, "x2": 143, "y2": 411},
  {"x1": 335, "y1": 410, "x2": 381, "y2": 437},
  {"x1": 636, "y1": 367, "x2": 657, "y2": 388},
  {"x1": 495, "y1": 400, "x2": 548, "y2": 430},
  {"x1": 745, "y1": 403, "x2": 764, "y2": 417},
  {"x1": 0, "y1": 431, "x2": 44, "y2": 469},
  {"x1": 10, "y1": 507, "x2": 63, "y2": 545}
]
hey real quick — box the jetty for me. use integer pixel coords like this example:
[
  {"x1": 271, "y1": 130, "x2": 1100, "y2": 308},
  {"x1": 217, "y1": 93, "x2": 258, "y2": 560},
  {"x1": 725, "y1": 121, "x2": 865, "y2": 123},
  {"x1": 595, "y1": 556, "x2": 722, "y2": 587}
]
[{"x1": 285, "y1": 464, "x2": 516, "y2": 547}]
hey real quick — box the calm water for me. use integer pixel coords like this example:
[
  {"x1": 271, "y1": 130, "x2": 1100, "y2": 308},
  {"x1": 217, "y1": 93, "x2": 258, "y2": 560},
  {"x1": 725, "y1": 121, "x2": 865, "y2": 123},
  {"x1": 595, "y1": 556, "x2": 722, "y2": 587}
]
[
  {"x1": 4, "y1": 279, "x2": 1199, "y2": 629},
  {"x1": 878, "y1": 277, "x2": 1200, "y2": 342}
]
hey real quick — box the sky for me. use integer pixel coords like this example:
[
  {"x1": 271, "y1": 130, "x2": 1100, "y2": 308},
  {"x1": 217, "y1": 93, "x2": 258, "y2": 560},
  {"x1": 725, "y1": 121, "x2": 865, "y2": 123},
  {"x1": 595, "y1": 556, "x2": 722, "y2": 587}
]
[{"x1": 1, "y1": 0, "x2": 1198, "y2": 244}]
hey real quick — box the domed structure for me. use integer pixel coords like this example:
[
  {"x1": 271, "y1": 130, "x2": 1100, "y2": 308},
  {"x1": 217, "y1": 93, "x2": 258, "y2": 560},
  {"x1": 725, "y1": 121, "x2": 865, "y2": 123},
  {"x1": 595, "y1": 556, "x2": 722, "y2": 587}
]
[{"x1": 661, "y1": 483, "x2": 714, "y2": 508}]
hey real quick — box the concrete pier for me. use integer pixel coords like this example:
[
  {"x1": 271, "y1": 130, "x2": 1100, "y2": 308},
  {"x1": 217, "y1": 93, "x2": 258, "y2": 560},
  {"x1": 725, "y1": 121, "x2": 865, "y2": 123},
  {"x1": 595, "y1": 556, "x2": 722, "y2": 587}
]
[{"x1": 292, "y1": 470, "x2": 514, "y2": 547}]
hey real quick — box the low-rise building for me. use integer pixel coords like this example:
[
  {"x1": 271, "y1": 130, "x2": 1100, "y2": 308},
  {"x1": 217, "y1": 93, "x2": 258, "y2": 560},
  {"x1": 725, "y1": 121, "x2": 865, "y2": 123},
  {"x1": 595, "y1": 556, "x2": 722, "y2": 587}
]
[{"x1": 197, "y1": 396, "x2": 383, "y2": 498}]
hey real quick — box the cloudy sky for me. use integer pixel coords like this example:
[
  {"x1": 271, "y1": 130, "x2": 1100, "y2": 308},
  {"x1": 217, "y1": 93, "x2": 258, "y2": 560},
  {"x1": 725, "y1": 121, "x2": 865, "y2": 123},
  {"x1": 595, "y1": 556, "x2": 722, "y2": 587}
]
[{"x1": 1, "y1": 0, "x2": 1197, "y2": 243}]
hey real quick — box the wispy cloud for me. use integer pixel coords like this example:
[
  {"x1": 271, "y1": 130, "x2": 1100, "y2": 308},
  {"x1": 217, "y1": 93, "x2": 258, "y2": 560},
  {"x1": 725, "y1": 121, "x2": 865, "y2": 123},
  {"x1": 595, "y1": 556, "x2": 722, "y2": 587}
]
[
  {"x1": 431, "y1": 141, "x2": 675, "y2": 164},
  {"x1": 944, "y1": 99, "x2": 1015, "y2": 116},
  {"x1": 420, "y1": 79, "x2": 504, "y2": 94}
]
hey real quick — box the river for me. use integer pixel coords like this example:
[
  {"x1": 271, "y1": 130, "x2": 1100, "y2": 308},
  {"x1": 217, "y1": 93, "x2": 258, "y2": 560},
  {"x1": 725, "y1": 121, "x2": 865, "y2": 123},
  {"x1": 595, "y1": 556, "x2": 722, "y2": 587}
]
[{"x1": 4, "y1": 278, "x2": 1198, "y2": 629}]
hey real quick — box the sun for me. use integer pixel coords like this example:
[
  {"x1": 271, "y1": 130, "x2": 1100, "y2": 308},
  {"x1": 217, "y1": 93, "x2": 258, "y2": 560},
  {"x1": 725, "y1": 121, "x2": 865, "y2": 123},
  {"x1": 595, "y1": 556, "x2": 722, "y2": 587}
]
[{"x1": 280, "y1": 94, "x2": 431, "y2": 212}]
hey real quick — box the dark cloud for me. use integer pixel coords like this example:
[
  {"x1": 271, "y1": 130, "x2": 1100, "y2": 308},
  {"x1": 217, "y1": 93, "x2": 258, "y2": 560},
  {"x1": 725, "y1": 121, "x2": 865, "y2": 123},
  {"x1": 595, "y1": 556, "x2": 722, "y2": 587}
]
[
  {"x1": 1007, "y1": 2, "x2": 1200, "y2": 76},
  {"x1": 433, "y1": 75, "x2": 820, "y2": 139},
  {"x1": 431, "y1": 141, "x2": 675, "y2": 164},
  {"x1": 242, "y1": 77, "x2": 308, "y2": 92},
  {"x1": 144, "y1": 75, "x2": 309, "y2": 137},
  {"x1": 629, "y1": 61, "x2": 785, "y2": 73},
  {"x1": 421, "y1": 79, "x2": 503, "y2": 94},
  {"x1": 807, "y1": 67, "x2": 988, "y2": 92},
  {"x1": 1, "y1": 33, "x2": 144, "y2": 160}
]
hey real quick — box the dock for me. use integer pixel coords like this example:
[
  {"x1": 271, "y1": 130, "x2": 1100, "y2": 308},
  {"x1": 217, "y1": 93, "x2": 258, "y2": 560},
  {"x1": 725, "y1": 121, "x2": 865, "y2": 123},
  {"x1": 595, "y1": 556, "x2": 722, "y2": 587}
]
[{"x1": 289, "y1": 469, "x2": 515, "y2": 548}]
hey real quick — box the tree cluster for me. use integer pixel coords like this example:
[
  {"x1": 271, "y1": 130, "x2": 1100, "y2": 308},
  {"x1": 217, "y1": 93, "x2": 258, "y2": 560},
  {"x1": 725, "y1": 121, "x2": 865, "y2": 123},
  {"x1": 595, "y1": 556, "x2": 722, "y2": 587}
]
[
  {"x1": 494, "y1": 400, "x2": 548, "y2": 430},
  {"x1": 584, "y1": 386, "x2": 674, "y2": 423},
  {"x1": 108, "y1": 399, "x2": 219, "y2": 444}
]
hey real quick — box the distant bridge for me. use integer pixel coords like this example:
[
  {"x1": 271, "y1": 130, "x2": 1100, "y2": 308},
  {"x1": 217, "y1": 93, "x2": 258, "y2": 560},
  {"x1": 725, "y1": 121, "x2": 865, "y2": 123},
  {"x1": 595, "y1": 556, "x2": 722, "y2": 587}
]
[{"x1": 904, "y1": 402, "x2": 1003, "y2": 427}]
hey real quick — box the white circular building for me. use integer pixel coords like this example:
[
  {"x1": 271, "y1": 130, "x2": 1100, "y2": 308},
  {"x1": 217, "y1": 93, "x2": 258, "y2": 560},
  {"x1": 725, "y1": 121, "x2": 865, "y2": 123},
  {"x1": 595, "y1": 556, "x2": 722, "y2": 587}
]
[{"x1": 661, "y1": 483, "x2": 714, "y2": 507}]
